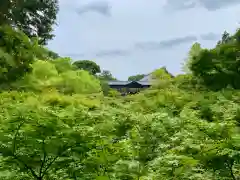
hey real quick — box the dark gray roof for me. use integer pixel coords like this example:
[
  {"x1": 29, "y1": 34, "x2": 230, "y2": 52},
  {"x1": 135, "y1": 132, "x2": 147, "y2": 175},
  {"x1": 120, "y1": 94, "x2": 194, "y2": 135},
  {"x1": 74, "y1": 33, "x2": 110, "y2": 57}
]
[
  {"x1": 139, "y1": 74, "x2": 152, "y2": 81},
  {"x1": 108, "y1": 81, "x2": 131, "y2": 85},
  {"x1": 138, "y1": 81, "x2": 151, "y2": 85},
  {"x1": 108, "y1": 81, "x2": 151, "y2": 86}
]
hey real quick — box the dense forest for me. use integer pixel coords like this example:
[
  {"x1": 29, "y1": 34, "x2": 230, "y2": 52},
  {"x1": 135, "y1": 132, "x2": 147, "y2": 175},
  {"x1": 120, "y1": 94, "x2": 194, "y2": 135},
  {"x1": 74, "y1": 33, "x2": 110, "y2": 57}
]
[{"x1": 0, "y1": 1, "x2": 240, "y2": 179}]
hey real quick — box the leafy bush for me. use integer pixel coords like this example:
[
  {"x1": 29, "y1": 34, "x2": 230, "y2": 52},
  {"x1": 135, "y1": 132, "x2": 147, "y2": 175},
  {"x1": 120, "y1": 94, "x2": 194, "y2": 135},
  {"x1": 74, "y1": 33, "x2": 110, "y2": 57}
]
[
  {"x1": 13, "y1": 60, "x2": 101, "y2": 94},
  {"x1": 108, "y1": 88, "x2": 121, "y2": 97}
]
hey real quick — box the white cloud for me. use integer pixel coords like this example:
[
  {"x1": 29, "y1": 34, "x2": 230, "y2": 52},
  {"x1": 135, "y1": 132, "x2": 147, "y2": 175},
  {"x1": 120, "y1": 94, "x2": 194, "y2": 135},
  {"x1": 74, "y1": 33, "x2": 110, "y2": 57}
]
[
  {"x1": 76, "y1": 1, "x2": 111, "y2": 16},
  {"x1": 164, "y1": 0, "x2": 240, "y2": 11}
]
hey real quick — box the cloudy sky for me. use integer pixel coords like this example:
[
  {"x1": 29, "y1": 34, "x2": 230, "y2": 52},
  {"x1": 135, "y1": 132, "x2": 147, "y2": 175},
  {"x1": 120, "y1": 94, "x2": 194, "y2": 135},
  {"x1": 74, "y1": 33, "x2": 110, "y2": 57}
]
[{"x1": 47, "y1": 0, "x2": 240, "y2": 80}]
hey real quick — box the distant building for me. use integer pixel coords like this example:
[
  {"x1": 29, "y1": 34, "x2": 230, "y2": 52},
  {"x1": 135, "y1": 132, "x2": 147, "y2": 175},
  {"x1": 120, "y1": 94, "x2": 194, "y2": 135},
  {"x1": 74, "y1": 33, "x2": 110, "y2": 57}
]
[
  {"x1": 107, "y1": 68, "x2": 174, "y2": 95},
  {"x1": 108, "y1": 74, "x2": 152, "y2": 95},
  {"x1": 138, "y1": 73, "x2": 152, "y2": 81}
]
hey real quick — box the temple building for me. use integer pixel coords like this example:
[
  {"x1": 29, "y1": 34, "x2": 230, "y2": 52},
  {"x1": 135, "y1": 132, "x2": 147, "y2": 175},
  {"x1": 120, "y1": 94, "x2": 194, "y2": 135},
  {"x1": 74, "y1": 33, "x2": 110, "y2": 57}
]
[
  {"x1": 108, "y1": 67, "x2": 174, "y2": 95},
  {"x1": 108, "y1": 74, "x2": 152, "y2": 95}
]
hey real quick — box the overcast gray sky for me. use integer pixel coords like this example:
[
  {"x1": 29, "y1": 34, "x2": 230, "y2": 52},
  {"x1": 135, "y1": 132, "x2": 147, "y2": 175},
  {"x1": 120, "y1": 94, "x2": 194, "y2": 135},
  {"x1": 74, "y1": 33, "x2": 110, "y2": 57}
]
[{"x1": 47, "y1": 0, "x2": 240, "y2": 80}]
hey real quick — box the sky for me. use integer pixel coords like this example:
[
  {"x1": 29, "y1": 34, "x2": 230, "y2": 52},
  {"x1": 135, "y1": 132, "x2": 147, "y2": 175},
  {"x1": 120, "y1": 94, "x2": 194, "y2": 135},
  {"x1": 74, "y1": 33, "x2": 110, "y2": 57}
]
[{"x1": 47, "y1": 0, "x2": 240, "y2": 80}]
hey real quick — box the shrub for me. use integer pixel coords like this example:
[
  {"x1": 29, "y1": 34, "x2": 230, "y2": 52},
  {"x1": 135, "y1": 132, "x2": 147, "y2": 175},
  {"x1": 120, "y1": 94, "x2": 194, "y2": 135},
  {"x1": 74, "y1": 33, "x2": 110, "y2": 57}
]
[{"x1": 13, "y1": 60, "x2": 101, "y2": 94}]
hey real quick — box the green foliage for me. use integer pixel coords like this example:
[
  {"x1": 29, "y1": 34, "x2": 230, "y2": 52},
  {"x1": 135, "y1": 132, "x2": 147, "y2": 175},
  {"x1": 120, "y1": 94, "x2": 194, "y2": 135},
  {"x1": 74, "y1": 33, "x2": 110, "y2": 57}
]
[
  {"x1": 0, "y1": 26, "x2": 39, "y2": 84},
  {"x1": 37, "y1": 47, "x2": 60, "y2": 60},
  {"x1": 150, "y1": 67, "x2": 173, "y2": 88},
  {"x1": 1, "y1": 82, "x2": 240, "y2": 179},
  {"x1": 73, "y1": 60, "x2": 101, "y2": 75},
  {"x1": 190, "y1": 29, "x2": 240, "y2": 90},
  {"x1": 0, "y1": 0, "x2": 59, "y2": 45},
  {"x1": 13, "y1": 59, "x2": 101, "y2": 94},
  {"x1": 98, "y1": 70, "x2": 116, "y2": 81},
  {"x1": 0, "y1": 24, "x2": 240, "y2": 180},
  {"x1": 51, "y1": 57, "x2": 73, "y2": 73},
  {"x1": 98, "y1": 70, "x2": 116, "y2": 96},
  {"x1": 152, "y1": 67, "x2": 173, "y2": 80},
  {"x1": 182, "y1": 42, "x2": 202, "y2": 73},
  {"x1": 217, "y1": 31, "x2": 232, "y2": 45},
  {"x1": 100, "y1": 80, "x2": 111, "y2": 96},
  {"x1": 128, "y1": 74, "x2": 145, "y2": 81},
  {"x1": 172, "y1": 74, "x2": 205, "y2": 91},
  {"x1": 0, "y1": 91, "x2": 101, "y2": 179},
  {"x1": 108, "y1": 89, "x2": 121, "y2": 97}
]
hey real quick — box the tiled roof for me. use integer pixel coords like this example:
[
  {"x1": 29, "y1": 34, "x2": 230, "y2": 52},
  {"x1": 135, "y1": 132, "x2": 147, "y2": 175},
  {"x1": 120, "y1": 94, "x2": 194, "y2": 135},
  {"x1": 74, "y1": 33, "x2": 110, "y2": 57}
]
[
  {"x1": 108, "y1": 81, "x2": 130, "y2": 85},
  {"x1": 139, "y1": 74, "x2": 152, "y2": 81},
  {"x1": 108, "y1": 81, "x2": 151, "y2": 86},
  {"x1": 138, "y1": 81, "x2": 151, "y2": 85}
]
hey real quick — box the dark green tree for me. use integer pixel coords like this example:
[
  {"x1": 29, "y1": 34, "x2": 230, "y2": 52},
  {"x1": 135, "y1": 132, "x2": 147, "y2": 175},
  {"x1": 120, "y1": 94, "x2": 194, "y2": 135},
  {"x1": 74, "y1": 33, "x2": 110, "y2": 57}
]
[
  {"x1": 0, "y1": 0, "x2": 59, "y2": 45},
  {"x1": 45, "y1": 49, "x2": 60, "y2": 59},
  {"x1": 0, "y1": 25, "x2": 39, "y2": 84},
  {"x1": 99, "y1": 70, "x2": 116, "y2": 81},
  {"x1": 217, "y1": 31, "x2": 232, "y2": 45},
  {"x1": 73, "y1": 60, "x2": 101, "y2": 75},
  {"x1": 190, "y1": 28, "x2": 240, "y2": 90}
]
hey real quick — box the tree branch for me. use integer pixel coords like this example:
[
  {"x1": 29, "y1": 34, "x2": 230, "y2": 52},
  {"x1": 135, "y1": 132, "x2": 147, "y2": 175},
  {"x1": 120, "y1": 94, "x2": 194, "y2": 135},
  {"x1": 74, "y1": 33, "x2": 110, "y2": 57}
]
[
  {"x1": 41, "y1": 143, "x2": 77, "y2": 176},
  {"x1": 226, "y1": 159, "x2": 236, "y2": 180},
  {"x1": 13, "y1": 154, "x2": 39, "y2": 179},
  {"x1": 12, "y1": 121, "x2": 39, "y2": 179},
  {"x1": 39, "y1": 138, "x2": 47, "y2": 178},
  {"x1": 12, "y1": 121, "x2": 24, "y2": 154}
]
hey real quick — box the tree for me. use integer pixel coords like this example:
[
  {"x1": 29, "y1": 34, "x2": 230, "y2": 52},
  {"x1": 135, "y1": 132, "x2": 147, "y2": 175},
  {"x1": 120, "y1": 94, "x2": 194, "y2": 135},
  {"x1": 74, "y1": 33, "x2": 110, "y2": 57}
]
[
  {"x1": 0, "y1": 25, "x2": 39, "y2": 84},
  {"x1": 182, "y1": 42, "x2": 202, "y2": 73},
  {"x1": 152, "y1": 67, "x2": 173, "y2": 80},
  {"x1": 51, "y1": 57, "x2": 73, "y2": 73},
  {"x1": 0, "y1": 92, "x2": 95, "y2": 179},
  {"x1": 217, "y1": 31, "x2": 232, "y2": 45},
  {"x1": 73, "y1": 60, "x2": 101, "y2": 75},
  {"x1": 97, "y1": 70, "x2": 116, "y2": 96},
  {"x1": 0, "y1": 0, "x2": 59, "y2": 45},
  {"x1": 128, "y1": 74, "x2": 145, "y2": 81},
  {"x1": 14, "y1": 60, "x2": 102, "y2": 94},
  {"x1": 43, "y1": 48, "x2": 60, "y2": 59},
  {"x1": 35, "y1": 47, "x2": 60, "y2": 60},
  {"x1": 190, "y1": 29, "x2": 240, "y2": 90},
  {"x1": 99, "y1": 70, "x2": 116, "y2": 81}
]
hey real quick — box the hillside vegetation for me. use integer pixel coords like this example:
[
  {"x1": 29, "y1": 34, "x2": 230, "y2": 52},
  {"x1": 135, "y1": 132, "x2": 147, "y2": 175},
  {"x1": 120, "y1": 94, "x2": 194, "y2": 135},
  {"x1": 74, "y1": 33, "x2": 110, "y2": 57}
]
[{"x1": 0, "y1": 13, "x2": 240, "y2": 180}]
